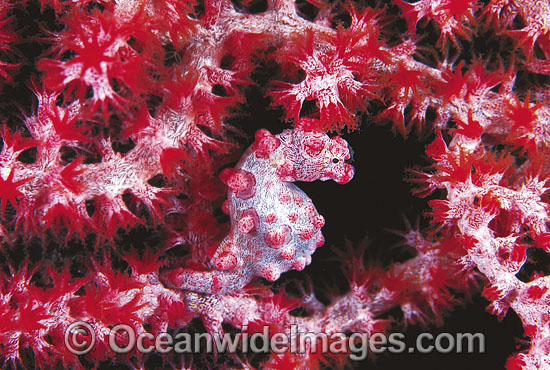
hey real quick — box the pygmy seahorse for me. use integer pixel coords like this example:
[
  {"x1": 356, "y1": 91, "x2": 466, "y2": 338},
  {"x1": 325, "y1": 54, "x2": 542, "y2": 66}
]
[{"x1": 161, "y1": 121, "x2": 354, "y2": 294}]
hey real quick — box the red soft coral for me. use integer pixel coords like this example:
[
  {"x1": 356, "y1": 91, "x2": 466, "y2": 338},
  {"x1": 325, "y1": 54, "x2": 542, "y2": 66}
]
[
  {"x1": 270, "y1": 6, "x2": 385, "y2": 131},
  {"x1": 38, "y1": 8, "x2": 160, "y2": 116}
]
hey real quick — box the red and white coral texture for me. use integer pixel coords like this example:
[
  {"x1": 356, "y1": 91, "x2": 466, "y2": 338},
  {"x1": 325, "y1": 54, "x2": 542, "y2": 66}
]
[{"x1": 0, "y1": 0, "x2": 549, "y2": 369}]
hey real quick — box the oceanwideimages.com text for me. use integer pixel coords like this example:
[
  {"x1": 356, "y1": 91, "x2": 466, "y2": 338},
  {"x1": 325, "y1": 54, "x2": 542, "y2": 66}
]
[{"x1": 65, "y1": 321, "x2": 486, "y2": 360}]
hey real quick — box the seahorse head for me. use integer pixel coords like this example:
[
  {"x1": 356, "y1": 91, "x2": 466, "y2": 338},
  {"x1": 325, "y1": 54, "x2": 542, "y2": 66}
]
[{"x1": 277, "y1": 126, "x2": 355, "y2": 184}]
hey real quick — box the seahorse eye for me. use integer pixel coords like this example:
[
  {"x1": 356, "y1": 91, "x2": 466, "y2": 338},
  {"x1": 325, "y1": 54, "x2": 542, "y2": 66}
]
[{"x1": 332, "y1": 158, "x2": 339, "y2": 163}]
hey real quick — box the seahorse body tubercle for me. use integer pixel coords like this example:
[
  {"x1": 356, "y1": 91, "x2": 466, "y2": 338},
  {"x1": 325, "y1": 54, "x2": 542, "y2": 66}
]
[{"x1": 161, "y1": 124, "x2": 354, "y2": 294}]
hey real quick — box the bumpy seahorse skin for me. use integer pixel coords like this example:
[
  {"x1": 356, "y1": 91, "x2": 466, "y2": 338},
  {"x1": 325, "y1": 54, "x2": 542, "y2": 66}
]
[{"x1": 161, "y1": 125, "x2": 354, "y2": 294}]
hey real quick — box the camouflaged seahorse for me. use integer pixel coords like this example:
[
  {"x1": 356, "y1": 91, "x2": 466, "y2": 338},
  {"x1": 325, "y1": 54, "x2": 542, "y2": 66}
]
[{"x1": 162, "y1": 123, "x2": 354, "y2": 294}]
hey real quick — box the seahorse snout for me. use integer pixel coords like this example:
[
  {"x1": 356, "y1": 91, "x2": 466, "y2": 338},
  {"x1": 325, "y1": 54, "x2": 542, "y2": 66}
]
[{"x1": 332, "y1": 162, "x2": 355, "y2": 184}]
